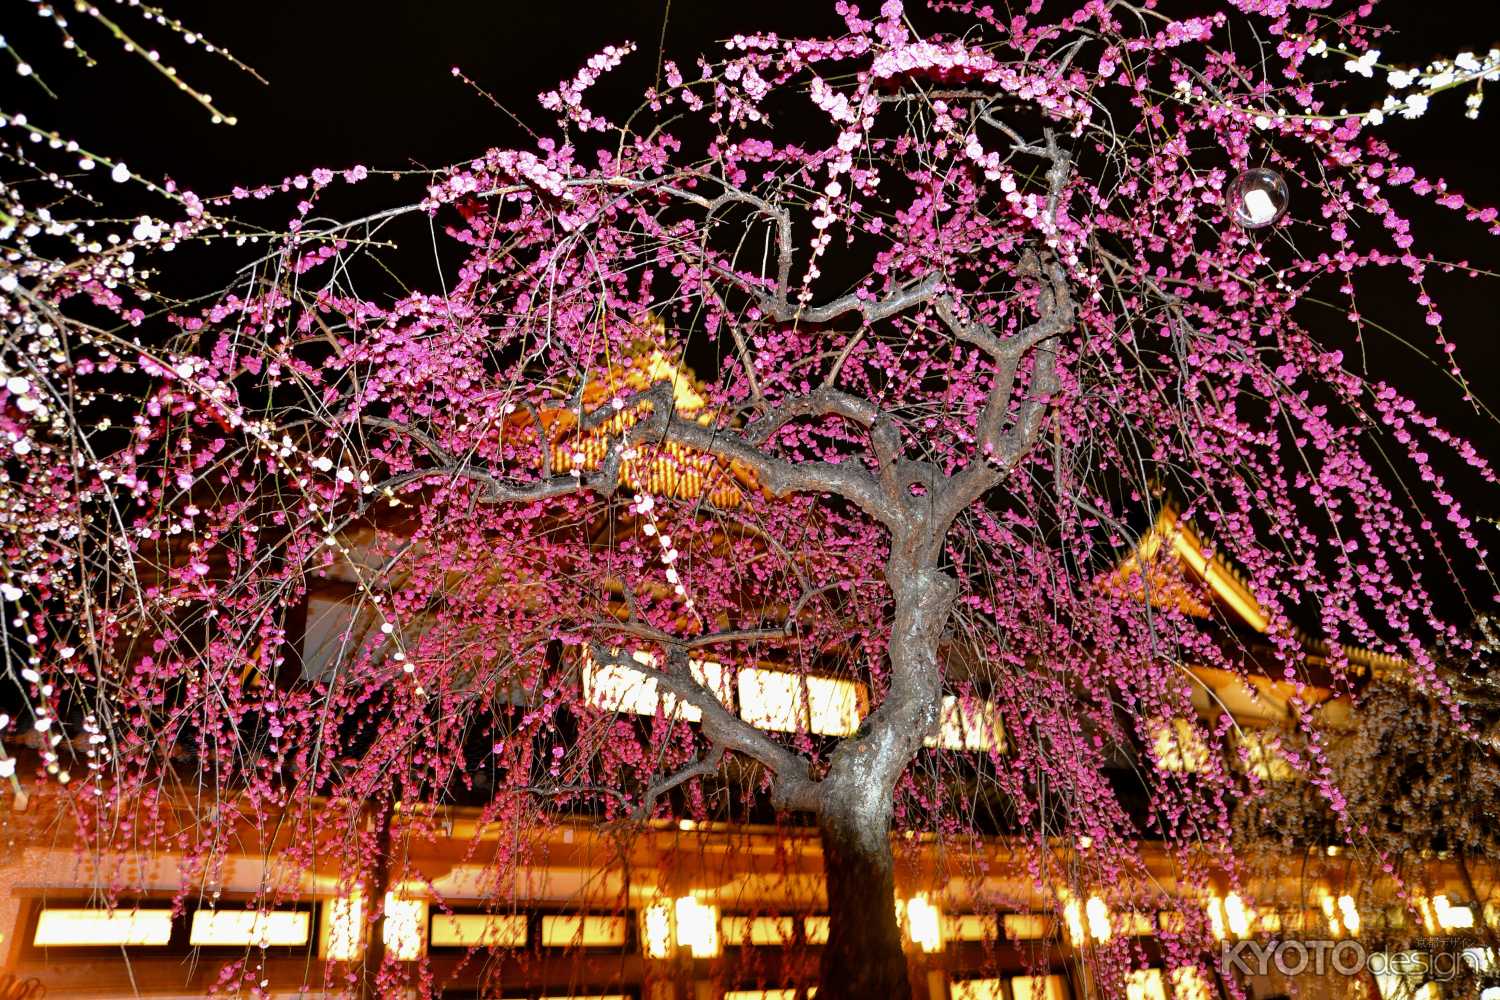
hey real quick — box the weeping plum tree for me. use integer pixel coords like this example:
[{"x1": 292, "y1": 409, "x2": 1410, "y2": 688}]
[{"x1": 4, "y1": 1, "x2": 1499, "y2": 997}]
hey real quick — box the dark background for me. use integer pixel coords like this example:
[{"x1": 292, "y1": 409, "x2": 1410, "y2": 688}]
[
  {"x1": 5, "y1": 0, "x2": 1499, "y2": 612},
  {"x1": 3, "y1": 3, "x2": 1493, "y2": 208}
]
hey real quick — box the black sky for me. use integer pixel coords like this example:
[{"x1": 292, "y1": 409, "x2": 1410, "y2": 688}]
[{"x1": 5, "y1": 0, "x2": 1499, "y2": 609}]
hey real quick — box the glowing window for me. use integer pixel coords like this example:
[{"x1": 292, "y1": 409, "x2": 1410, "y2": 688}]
[
  {"x1": 1085, "y1": 896, "x2": 1112, "y2": 942},
  {"x1": 952, "y1": 981, "x2": 1006, "y2": 1000},
  {"x1": 737, "y1": 668, "x2": 863, "y2": 736},
  {"x1": 904, "y1": 895, "x2": 943, "y2": 953},
  {"x1": 429, "y1": 913, "x2": 528, "y2": 948},
  {"x1": 541, "y1": 914, "x2": 627, "y2": 948},
  {"x1": 1235, "y1": 730, "x2": 1295, "y2": 782},
  {"x1": 1169, "y1": 967, "x2": 1213, "y2": 1000},
  {"x1": 323, "y1": 892, "x2": 364, "y2": 961},
  {"x1": 1337, "y1": 895, "x2": 1362, "y2": 935},
  {"x1": 738, "y1": 668, "x2": 806, "y2": 732},
  {"x1": 1204, "y1": 896, "x2": 1227, "y2": 941},
  {"x1": 1432, "y1": 895, "x2": 1475, "y2": 930},
  {"x1": 1124, "y1": 969, "x2": 1167, "y2": 1000},
  {"x1": 674, "y1": 896, "x2": 719, "y2": 958},
  {"x1": 1004, "y1": 914, "x2": 1054, "y2": 940},
  {"x1": 641, "y1": 901, "x2": 673, "y2": 958},
  {"x1": 582, "y1": 649, "x2": 729, "y2": 722},
  {"x1": 945, "y1": 914, "x2": 998, "y2": 942},
  {"x1": 724, "y1": 991, "x2": 803, "y2": 1000},
  {"x1": 1061, "y1": 895, "x2": 1086, "y2": 945},
  {"x1": 926, "y1": 696, "x2": 1007, "y2": 752},
  {"x1": 33, "y1": 908, "x2": 173, "y2": 947},
  {"x1": 804, "y1": 915, "x2": 830, "y2": 945},
  {"x1": 189, "y1": 909, "x2": 309, "y2": 947},
  {"x1": 1011, "y1": 974, "x2": 1070, "y2": 1000},
  {"x1": 1223, "y1": 893, "x2": 1251, "y2": 938},
  {"x1": 806, "y1": 675, "x2": 861, "y2": 736},
  {"x1": 722, "y1": 915, "x2": 795, "y2": 946},
  {"x1": 1152, "y1": 718, "x2": 1210, "y2": 773},
  {"x1": 383, "y1": 894, "x2": 427, "y2": 961}
]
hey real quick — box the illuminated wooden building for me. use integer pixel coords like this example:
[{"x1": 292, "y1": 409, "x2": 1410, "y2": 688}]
[{"x1": 0, "y1": 357, "x2": 1493, "y2": 998}]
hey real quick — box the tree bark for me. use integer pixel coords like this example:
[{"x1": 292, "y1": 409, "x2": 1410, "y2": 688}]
[
  {"x1": 814, "y1": 560, "x2": 957, "y2": 1000},
  {"x1": 817, "y1": 787, "x2": 911, "y2": 999}
]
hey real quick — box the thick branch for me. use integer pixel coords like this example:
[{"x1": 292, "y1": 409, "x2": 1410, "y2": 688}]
[
  {"x1": 586, "y1": 643, "x2": 818, "y2": 812},
  {"x1": 598, "y1": 619, "x2": 796, "y2": 650}
]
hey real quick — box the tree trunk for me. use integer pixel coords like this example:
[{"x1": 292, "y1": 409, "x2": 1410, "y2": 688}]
[
  {"x1": 812, "y1": 561, "x2": 957, "y2": 999},
  {"x1": 816, "y1": 787, "x2": 911, "y2": 999}
]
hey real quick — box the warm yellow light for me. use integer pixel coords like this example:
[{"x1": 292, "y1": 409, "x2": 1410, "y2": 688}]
[
  {"x1": 541, "y1": 914, "x2": 627, "y2": 948},
  {"x1": 1152, "y1": 718, "x2": 1210, "y2": 773},
  {"x1": 736, "y1": 668, "x2": 864, "y2": 736},
  {"x1": 1318, "y1": 890, "x2": 1342, "y2": 936},
  {"x1": 674, "y1": 896, "x2": 719, "y2": 958},
  {"x1": 737, "y1": 668, "x2": 804, "y2": 732},
  {"x1": 189, "y1": 909, "x2": 309, "y2": 947},
  {"x1": 1205, "y1": 895, "x2": 1227, "y2": 942},
  {"x1": 944, "y1": 914, "x2": 998, "y2": 943},
  {"x1": 1061, "y1": 895, "x2": 1086, "y2": 946},
  {"x1": 721, "y1": 915, "x2": 794, "y2": 946},
  {"x1": 951, "y1": 980, "x2": 1006, "y2": 1000},
  {"x1": 1432, "y1": 895, "x2": 1475, "y2": 930},
  {"x1": 1337, "y1": 895, "x2": 1361, "y2": 935},
  {"x1": 1166, "y1": 525, "x2": 1269, "y2": 632},
  {"x1": 925, "y1": 696, "x2": 1006, "y2": 752},
  {"x1": 1010, "y1": 974, "x2": 1069, "y2": 1000},
  {"x1": 33, "y1": 908, "x2": 173, "y2": 947},
  {"x1": 1416, "y1": 895, "x2": 1437, "y2": 934},
  {"x1": 641, "y1": 901, "x2": 673, "y2": 959},
  {"x1": 805, "y1": 674, "x2": 861, "y2": 736},
  {"x1": 1170, "y1": 966, "x2": 1213, "y2": 1000},
  {"x1": 724, "y1": 991, "x2": 804, "y2": 1000},
  {"x1": 1124, "y1": 969, "x2": 1167, "y2": 1000},
  {"x1": 803, "y1": 915, "x2": 830, "y2": 945},
  {"x1": 429, "y1": 913, "x2": 528, "y2": 948},
  {"x1": 1085, "y1": 896, "x2": 1112, "y2": 942},
  {"x1": 905, "y1": 895, "x2": 943, "y2": 953},
  {"x1": 323, "y1": 891, "x2": 364, "y2": 961},
  {"x1": 1003, "y1": 914, "x2": 1054, "y2": 940},
  {"x1": 582, "y1": 649, "x2": 729, "y2": 722},
  {"x1": 1223, "y1": 893, "x2": 1251, "y2": 938},
  {"x1": 383, "y1": 893, "x2": 427, "y2": 961},
  {"x1": 1236, "y1": 730, "x2": 1295, "y2": 782}
]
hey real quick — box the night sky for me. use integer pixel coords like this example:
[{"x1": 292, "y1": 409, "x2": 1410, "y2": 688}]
[
  {"x1": 5, "y1": 4, "x2": 1493, "y2": 211},
  {"x1": 6, "y1": 0, "x2": 1500, "y2": 608}
]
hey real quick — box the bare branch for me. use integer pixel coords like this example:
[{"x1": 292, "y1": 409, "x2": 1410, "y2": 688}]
[{"x1": 634, "y1": 743, "x2": 725, "y2": 820}]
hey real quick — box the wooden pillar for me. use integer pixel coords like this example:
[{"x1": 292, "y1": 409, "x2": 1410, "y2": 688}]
[{"x1": 360, "y1": 805, "x2": 392, "y2": 999}]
